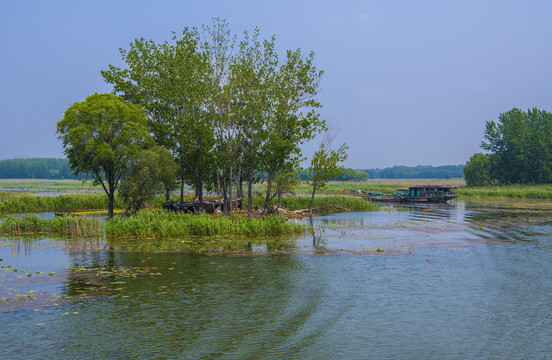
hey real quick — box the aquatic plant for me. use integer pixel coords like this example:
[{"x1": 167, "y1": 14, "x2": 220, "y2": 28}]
[
  {"x1": 105, "y1": 211, "x2": 305, "y2": 238},
  {"x1": 0, "y1": 214, "x2": 102, "y2": 238}
]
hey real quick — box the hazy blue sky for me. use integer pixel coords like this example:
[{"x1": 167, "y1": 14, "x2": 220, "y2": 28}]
[{"x1": 1, "y1": 0, "x2": 551, "y2": 168}]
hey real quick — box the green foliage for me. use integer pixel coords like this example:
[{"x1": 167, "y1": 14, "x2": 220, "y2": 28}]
[
  {"x1": 57, "y1": 93, "x2": 152, "y2": 217},
  {"x1": 481, "y1": 108, "x2": 552, "y2": 184},
  {"x1": 277, "y1": 195, "x2": 377, "y2": 213},
  {"x1": 105, "y1": 211, "x2": 304, "y2": 237},
  {"x1": 0, "y1": 214, "x2": 102, "y2": 237},
  {"x1": 308, "y1": 133, "x2": 348, "y2": 213},
  {"x1": 464, "y1": 153, "x2": 491, "y2": 187},
  {"x1": 119, "y1": 146, "x2": 178, "y2": 212},
  {"x1": 309, "y1": 143, "x2": 348, "y2": 190},
  {"x1": 455, "y1": 184, "x2": 552, "y2": 199},
  {"x1": 103, "y1": 20, "x2": 326, "y2": 213}
]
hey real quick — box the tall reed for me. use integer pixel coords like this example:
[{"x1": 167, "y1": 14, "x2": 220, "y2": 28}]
[
  {"x1": 0, "y1": 214, "x2": 102, "y2": 238},
  {"x1": 105, "y1": 211, "x2": 305, "y2": 238}
]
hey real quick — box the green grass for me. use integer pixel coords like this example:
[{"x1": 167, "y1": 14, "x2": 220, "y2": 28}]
[
  {"x1": 0, "y1": 192, "x2": 114, "y2": 213},
  {"x1": 0, "y1": 211, "x2": 305, "y2": 238},
  {"x1": 456, "y1": 184, "x2": 552, "y2": 199},
  {"x1": 0, "y1": 179, "x2": 102, "y2": 191},
  {"x1": 107, "y1": 211, "x2": 305, "y2": 237},
  {"x1": 271, "y1": 195, "x2": 378, "y2": 213},
  {"x1": 0, "y1": 214, "x2": 102, "y2": 237}
]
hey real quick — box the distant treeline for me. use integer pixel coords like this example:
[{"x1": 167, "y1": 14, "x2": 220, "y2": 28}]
[
  {"x1": 296, "y1": 168, "x2": 368, "y2": 182},
  {"x1": 0, "y1": 158, "x2": 76, "y2": 179},
  {"x1": 0, "y1": 158, "x2": 464, "y2": 181},
  {"x1": 359, "y1": 165, "x2": 465, "y2": 179}
]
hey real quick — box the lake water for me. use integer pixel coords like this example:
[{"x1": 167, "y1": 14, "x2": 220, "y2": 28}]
[{"x1": 1, "y1": 201, "x2": 551, "y2": 359}]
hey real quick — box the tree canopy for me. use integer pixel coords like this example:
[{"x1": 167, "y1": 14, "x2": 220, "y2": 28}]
[
  {"x1": 56, "y1": 93, "x2": 152, "y2": 217},
  {"x1": 473, "y1": 107, "x2": 552, "y2": 185},
  {"x1": 307, "y1": 128, "x2": 348, "y2": 214},
  {"x1": 463, "y1": 153, "x2": 491, "y2": 186},
  {"x1": 102, "y1": 19, "x2": 326, "y2": 214}
]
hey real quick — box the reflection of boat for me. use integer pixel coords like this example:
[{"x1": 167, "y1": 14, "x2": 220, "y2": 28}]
[{"x1": 364, "y1": 185, "x2": 457, "y2": 203}]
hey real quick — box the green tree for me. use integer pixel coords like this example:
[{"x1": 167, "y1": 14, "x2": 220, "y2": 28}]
[
  {"x1": 119, "y1": 146, "x2": 178, "y2": 214},
  {"x1": 262, "y1": 48, "x2": 325, "y2": 209},
  {"x1": 464, "y1": 153, "x2": 491, "y2": 186},
  {"x1": 482, "y1": 108, "x2": 552, "y2": 184},
  {"x1": 102, "y1": 27, "x2": 213, "y2": 205},
  {"x1": 56, "y1": 93, "x2": 151, "y2": 218},
  {"x1": 308, "y1": 128, "x2": 348, "y2": 214},
  {"x1": 274, "y1": 168, "x2": 300, "y2": 208}
]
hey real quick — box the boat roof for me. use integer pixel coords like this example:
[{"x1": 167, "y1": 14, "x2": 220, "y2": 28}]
[{"x1": 409, "y1": 185, "x2": 457, "y2": 189}]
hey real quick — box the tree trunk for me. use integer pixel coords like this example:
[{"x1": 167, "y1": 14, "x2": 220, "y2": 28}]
[
  {"x1": 216, "y1": 167, "x2": 221, "y2": 196},
  {"x1": 277, "y1": 192, "x2": 282, "y2": 208},
  {"x1": 247, "y1": 169, "x2": 253, "y2": 216},
  {"x1": 165, "y1": 189, "x2": 171, "y2": 202},
  {"x1": 228, "y1": 165, "x2": 233, "y2": 212},
  {"x1": 237, "y1": 150, "x2": 244, "y2": 199},
  {"x1": 264, "y1": 172, "x2": 272, "y2": 210},
  {"x1": 222, "y1": 165, "x2": 228, "y2": 215},
  {"x1": 108, "y1": 190, "x2": 115, "y2": 219},
  {"x1": 197, "y1": 145, "x2": 203, "y2": 206},
  {"x1": 180, "y1": 170, "x2": 185, "y2": 203},
  {"x1": 309, "y1": 181, "x2": 317, "y2": 215}
]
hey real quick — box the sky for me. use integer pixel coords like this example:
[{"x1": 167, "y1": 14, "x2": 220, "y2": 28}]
[{"x1": 1, "y1": 0, "x2": 552, "y2": 169}]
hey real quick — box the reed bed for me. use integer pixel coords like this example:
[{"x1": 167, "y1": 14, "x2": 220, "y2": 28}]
[
  {"x1": 105, "y1": 211, "x2": 305, "y2": 238},
  {"x1": 0, "y1": 214, "x2": 102, "y2": 238}
]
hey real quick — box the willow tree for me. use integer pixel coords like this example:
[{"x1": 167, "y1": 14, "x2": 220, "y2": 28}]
[{"x1": 56, "y1": 93, "x2": 152, "y2": 218}]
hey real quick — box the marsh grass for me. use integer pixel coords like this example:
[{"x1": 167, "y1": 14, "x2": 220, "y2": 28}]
[
  {"x1": 105, "y1": 211, "x2": 305, "y2": 238},
  {"x1": 269, "y1": 195, "x2": 378, "y2": 213},
  {"x1": 0, "y1": 214, "x2": 102, "y2": 238},
  {"x1": 456, "y1": 184, "x2": 552, "y2": 199}
]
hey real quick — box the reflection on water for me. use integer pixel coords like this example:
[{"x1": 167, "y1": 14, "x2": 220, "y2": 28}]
[{"x1": 1, "y1": 200, "x2": 551, "y2": 359}]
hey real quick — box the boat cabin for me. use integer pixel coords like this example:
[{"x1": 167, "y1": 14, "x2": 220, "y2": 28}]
[{"x1": 407, "y1": 185, "x2": 456, "y2": 197}]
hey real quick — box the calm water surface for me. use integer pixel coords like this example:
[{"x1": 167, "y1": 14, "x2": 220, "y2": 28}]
[{"x1": 1, "y1": 201, "x2": 551, "y2": 359}]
